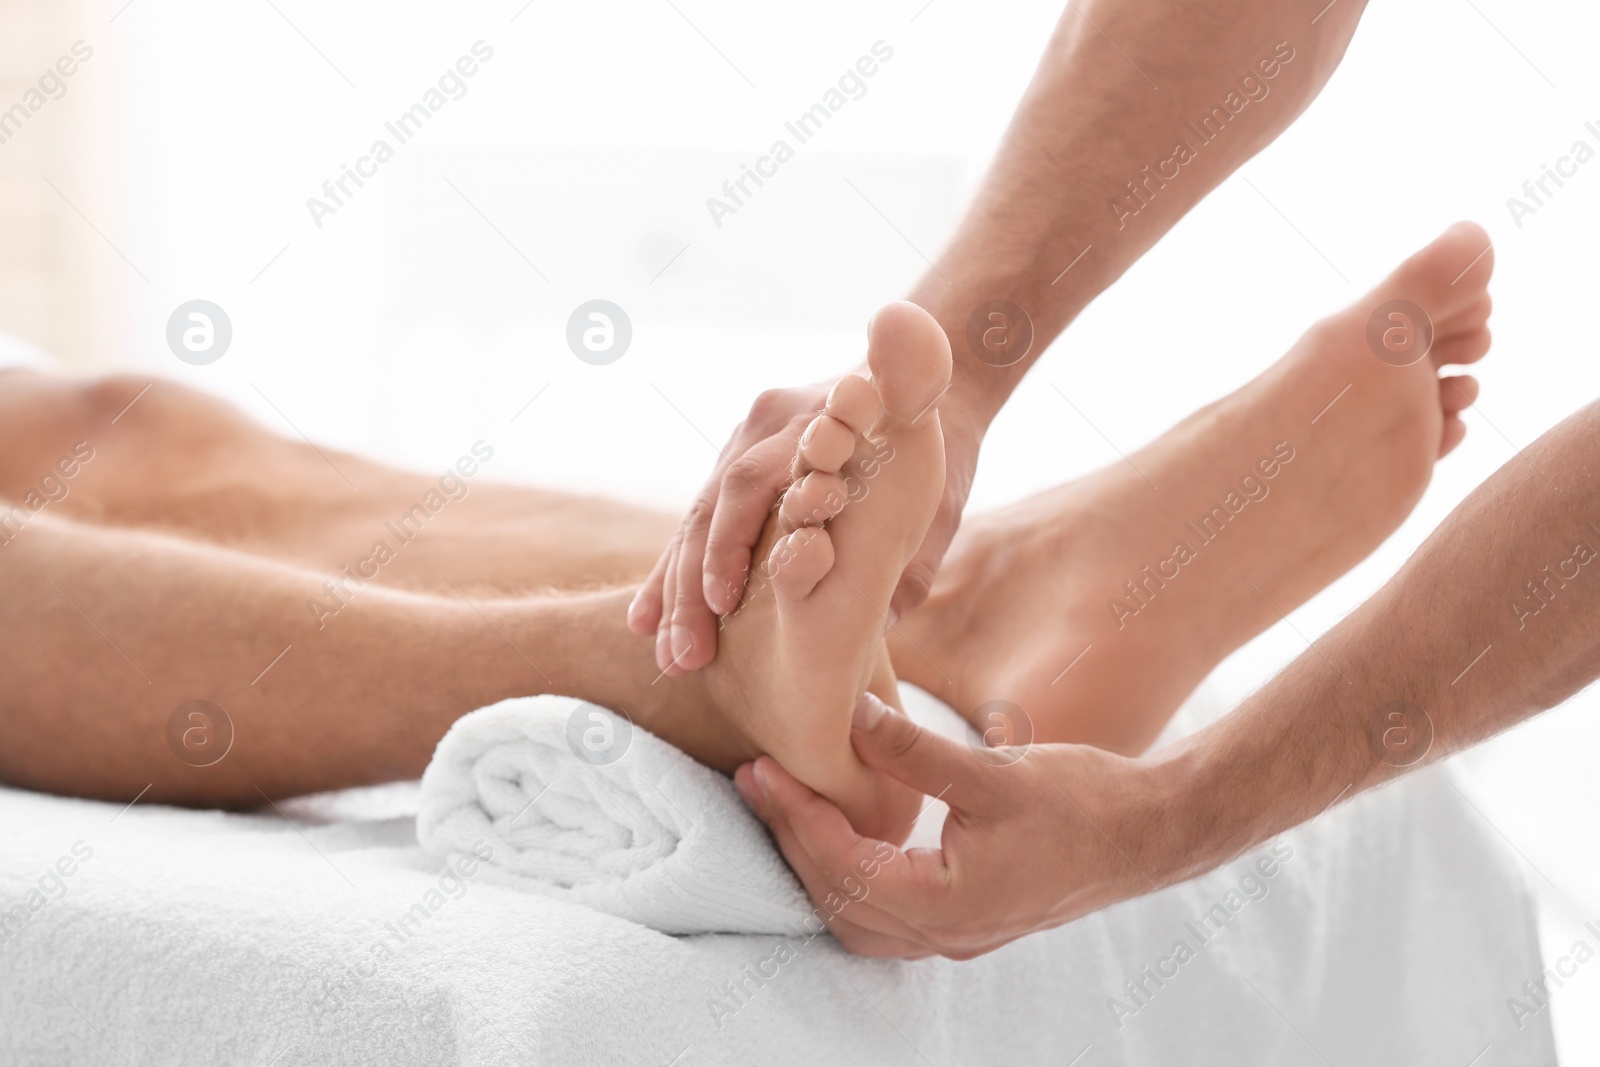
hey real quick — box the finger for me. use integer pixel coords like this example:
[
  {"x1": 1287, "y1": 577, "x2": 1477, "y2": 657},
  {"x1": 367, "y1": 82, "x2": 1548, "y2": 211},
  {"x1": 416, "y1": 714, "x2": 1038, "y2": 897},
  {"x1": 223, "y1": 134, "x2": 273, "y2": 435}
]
[
  {"x1": 889, "y1": 459, "x2": 969, "y2": 621},
  {"x1": 702, "y1": 433, "x2": 802, "y2": 613},
  {"x1": 655, "y1": 541, "x2": 682, "y2": 673},
  {"x1": 627, "y1": 548, "x2": 671, "y2": 636},
  {"x1": 746, "y1": 755, "x2": 950, "y2": 926},
  {"x1": 668, "y1": 499, "x2": 719, "y2": 672},
  {"x1": 889, "y1": 507, "x2": 957, "y2": 621},
  {"x1": 637, "y1": 459, "x2": 722, "y2": 638},
  {"x1": 825, "y1": 916, "x2": 937, "y2": 959},
  {"x1": 850, "y1": 694, "x2": 997, "y2": 813},
  {"x1": 737, "y1": 765, "x2": 936, "y2": 946},
  {"x1": 770, "y1": 819, "x2": 934, "y2": 949}
]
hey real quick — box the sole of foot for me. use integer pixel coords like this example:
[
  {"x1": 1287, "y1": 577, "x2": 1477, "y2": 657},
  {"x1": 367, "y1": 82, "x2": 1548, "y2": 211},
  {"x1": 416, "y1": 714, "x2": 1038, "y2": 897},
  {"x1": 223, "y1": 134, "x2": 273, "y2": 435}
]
[{"x1": 679, "y1": 301, "x2": 951, "y2": 843}]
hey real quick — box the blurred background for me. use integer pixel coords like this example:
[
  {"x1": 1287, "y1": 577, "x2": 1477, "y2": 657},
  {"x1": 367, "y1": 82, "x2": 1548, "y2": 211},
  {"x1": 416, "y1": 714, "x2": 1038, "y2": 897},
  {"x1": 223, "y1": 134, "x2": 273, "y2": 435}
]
[{"x1": 3, "y1": 0, "x2": 1597, "y2": 1054}]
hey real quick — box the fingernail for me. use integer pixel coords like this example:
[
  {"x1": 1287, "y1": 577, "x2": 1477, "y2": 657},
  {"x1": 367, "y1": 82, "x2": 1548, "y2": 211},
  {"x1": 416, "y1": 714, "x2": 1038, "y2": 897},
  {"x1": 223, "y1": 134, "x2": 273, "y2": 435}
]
[
  {"x1": 626, "y1": 591, "x2": 646, "y2": 627},
  {"x1": 670, "y1": 625, "x2": 691, "y2": 662},
  {"x1": 751, "y1": 760, "x2": 773, "y2": 800},
  {"x1": 852, "y1": 692, "x2": 888, "y2": 731},
  {"x1": 732, "y1": 768, "x2": 755, "y2": 806}
]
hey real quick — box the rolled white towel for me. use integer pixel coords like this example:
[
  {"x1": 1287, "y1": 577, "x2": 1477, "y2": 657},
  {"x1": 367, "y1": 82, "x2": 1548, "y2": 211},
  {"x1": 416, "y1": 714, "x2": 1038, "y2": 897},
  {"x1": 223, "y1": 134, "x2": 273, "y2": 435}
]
[{"x1": 417, "y1": 695, "x2": 814, "y2": 935}]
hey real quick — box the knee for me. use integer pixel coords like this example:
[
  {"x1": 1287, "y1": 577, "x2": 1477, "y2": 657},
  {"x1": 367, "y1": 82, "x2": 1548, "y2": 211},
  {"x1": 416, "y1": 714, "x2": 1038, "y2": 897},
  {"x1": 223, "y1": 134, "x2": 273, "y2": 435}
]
[
  {"x1": 74, "y1": 375, "x2": 159, "y2": 427},
  {"x1": 0, "y1": 371, "x2": 146, "y2": 439},
  {"x1": 60, "y1": 375, "x2": 239, "y2": 445}
]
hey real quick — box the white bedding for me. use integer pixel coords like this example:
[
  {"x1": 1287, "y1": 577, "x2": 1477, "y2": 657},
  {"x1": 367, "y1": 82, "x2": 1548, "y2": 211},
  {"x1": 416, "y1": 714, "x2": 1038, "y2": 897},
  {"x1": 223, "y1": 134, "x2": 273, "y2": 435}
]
[
  {"x1": 0, "y1": 333, "x2": 48, "y2": 369},
  {"x1": 0, "y1": 685, "x2": 1557, "y2": 1066}
]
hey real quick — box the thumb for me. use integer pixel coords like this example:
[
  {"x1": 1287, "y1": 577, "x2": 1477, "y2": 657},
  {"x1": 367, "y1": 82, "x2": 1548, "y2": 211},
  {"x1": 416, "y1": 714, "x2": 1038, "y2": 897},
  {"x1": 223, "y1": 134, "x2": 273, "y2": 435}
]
[
  {"x1": 889, "y1": 489, "x2": 960, "y2": 621},
  {"x1": 888, "y1": 556, "x2": 936, "y2": 623},
  {"x1": 851, "y1": 694, "x2": 994, "y2": 811}
]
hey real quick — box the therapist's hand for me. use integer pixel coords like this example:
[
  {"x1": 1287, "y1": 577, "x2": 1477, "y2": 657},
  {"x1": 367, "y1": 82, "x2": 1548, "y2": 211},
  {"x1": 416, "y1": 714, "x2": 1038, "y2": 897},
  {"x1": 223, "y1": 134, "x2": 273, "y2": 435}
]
[
  {"x1": 627, "y1": 375, "x2": 983, "y2": 676},
  {"x1": 732, "y1": 696, "x2": 1188, "y2": 959}
]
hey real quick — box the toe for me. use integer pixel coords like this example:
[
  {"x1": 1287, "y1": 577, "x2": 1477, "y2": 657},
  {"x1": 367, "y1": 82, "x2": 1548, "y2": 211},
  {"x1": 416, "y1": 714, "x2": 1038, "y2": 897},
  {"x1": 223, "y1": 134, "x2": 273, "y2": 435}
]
[
  {"x1": 1366, "y1": 222, "x2": 1494, "y2": 336},
  {"x1": 865, "y1": 302, "x2": 953, "y2": 429},
  {"x1": 769, "y1": 526, "x2": 836, "y2": 601},
  {"x1": 826, "y1": 374, "x2": 879, "y2": 434},
  {"x1": 795, "y1": 414, "x2": 857, "y2": 475},
  {"x1": 1449, "y1": 293, "x2": 1493, "y2": 334},
  {"x1": 1432, "y1": 325, "x2": 1491, "y2": 368},
  {"x1": 780, "y1": 470, "x2": 850, "y2": 530},
  {"x1": 1437, "y1": 221, "x2": 1495, "y2": 296},
  {"x1": 1440, "y1": 375, "x2": 1479, "y2": 414},
  {"x1": 1440, "y1": 416, "x2": 1468, "y2": 457}
]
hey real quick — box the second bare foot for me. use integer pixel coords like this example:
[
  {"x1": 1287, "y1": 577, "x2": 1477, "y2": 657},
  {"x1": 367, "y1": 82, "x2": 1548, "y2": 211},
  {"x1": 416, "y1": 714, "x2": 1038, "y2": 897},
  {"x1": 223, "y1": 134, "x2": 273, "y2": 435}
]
[{"x1": 894, "y1": 223, "x2": 1495, "y2": 753}]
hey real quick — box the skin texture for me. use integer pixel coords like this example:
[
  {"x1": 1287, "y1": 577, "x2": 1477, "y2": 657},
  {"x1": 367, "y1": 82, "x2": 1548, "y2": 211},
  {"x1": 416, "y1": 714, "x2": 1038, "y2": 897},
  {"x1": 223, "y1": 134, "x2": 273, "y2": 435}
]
[
  {"x1": 0, "y1": 302, "x2": 955, "y2": 846},
  {"x1": 0, "y1": 228, "x2": 1478, "y2": 821},
  {"x1": 737, "y1": 394, "x2": 1600, "y2": 960},
  {"x1": 2, "y1": 0, "x2": 1555, "y2": 972},
  {"x1": 630, "y1": 0, "x2": 1375, "y2": 675},
  {"x1": 892, "y1": 222, "x2": 1491, "y2": 753}
]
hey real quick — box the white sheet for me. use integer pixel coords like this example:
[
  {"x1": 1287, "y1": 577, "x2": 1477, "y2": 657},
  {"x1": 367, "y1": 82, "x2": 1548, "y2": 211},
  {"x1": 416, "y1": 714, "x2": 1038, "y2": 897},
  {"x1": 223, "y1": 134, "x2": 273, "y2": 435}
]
[
  {"x1": 0, "y1": 332, "x2": 48, "y2": 369},
  {"x1": 0, "y1": 686, "x2": 1557, "y2": 1066}
]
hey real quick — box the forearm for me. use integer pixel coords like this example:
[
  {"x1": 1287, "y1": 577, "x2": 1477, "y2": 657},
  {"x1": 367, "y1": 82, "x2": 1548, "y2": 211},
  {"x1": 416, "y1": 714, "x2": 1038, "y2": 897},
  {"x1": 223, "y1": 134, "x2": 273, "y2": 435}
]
[
  {"x1": 1150, "y1": 399, "x2": 1600, "y2": 884},
  {"x1": 913, "y1": 0, "x2": 1370, "y2": 424}
]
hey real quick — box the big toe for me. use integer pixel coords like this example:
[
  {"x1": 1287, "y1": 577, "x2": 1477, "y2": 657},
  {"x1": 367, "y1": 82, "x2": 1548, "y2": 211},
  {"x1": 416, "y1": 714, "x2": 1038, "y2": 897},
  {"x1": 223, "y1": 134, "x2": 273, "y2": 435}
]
[
  {"x1": 1342, "y1": 221, "x2": 1493, "y2": 373},
  {"x1": 865, "y1": 301, "x2": 953, "y2": 430},
  {"x1": 1375, "y1": 221, "x2": 1494, "y2": 321}
]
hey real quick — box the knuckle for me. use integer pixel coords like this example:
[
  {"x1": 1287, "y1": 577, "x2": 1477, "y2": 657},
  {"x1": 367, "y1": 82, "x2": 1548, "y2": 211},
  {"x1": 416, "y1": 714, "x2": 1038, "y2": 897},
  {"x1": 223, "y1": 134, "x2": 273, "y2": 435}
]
[
  {"x1": 747, "y1": 388, "x2": 793, "y2": 425},
  {"x1": 883, "y1": 718, "x2": 929, "y2": 761},
  {"x1": 670, "y1": 574, "x2": 701, "y2": 615},
  {"x1": 894, "y1": 566, "x2": 934, "y2": 612},
  {"x1": 680, "y1": 497, "x2": 714, "y2": 535},
  {"x1": 721, "y1": 454, "x2": 776, "y2": 497}
]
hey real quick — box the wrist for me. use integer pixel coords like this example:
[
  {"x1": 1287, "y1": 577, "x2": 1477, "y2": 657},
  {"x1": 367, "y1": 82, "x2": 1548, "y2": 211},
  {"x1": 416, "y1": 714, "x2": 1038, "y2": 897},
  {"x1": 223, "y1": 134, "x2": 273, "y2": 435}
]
[
  {"x1": 909, "y1": 281, "x2": 1029, "y2": 428},
  {"x1": 907, "y1": 239, "x2": 1100, "y2": 428},
  {"x1": 1135, "y1": 731, "x2": 1240, "y2": 889}
]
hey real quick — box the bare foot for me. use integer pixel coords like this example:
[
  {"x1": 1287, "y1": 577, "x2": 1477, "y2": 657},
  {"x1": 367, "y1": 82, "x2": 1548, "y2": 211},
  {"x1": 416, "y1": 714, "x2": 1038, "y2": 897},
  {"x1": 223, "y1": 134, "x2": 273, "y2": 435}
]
[
  {"x1": 894, "y1": 222, "x2": 1494, "y2": 754},
  {"x1": 0, "y1": 330, "x2": 951, "y2": 846},
  {"x1": 658, "y1": 302, "x2": 951, "y2": 842},
  {"x1": 0, "y1": 306, "x2": 951, "y2": 838}
]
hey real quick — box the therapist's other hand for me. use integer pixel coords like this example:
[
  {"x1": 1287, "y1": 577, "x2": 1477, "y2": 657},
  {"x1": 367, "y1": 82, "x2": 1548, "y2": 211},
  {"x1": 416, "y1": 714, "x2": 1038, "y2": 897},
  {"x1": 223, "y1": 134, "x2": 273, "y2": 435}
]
[
  {"x1": 627, "y1": 374, "x2": 981, "y2": 676},
  {"x1": 625, "y1": 378, "x2": 828, "y2": 675},
  {"x1": 733, "y1": 695, "x2": 1183, "y2": 959}
]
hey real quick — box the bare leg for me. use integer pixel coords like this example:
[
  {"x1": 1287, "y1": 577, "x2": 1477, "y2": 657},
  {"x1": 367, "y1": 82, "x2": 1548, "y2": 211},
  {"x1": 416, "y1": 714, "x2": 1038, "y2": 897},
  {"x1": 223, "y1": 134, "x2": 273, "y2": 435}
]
[
  {"x1": 0, "y1": 370, "x2": 677, "y2": 597},
  {"x1": 0, "y1": 508, "x2": 693, "y2": 806},
  {"x1": 0, "y1": 305, "x2": 955, "y2": 846},
  {"x1": 0, "y1": 225, "x2": 1493, "y2": 764}
]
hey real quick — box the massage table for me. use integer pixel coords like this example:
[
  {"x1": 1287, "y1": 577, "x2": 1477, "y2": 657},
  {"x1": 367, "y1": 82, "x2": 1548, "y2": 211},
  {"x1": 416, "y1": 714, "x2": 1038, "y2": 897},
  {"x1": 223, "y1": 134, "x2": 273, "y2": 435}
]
[{"x1": 0, "y1": 685, "x2": 1556, "y2": 1066}]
